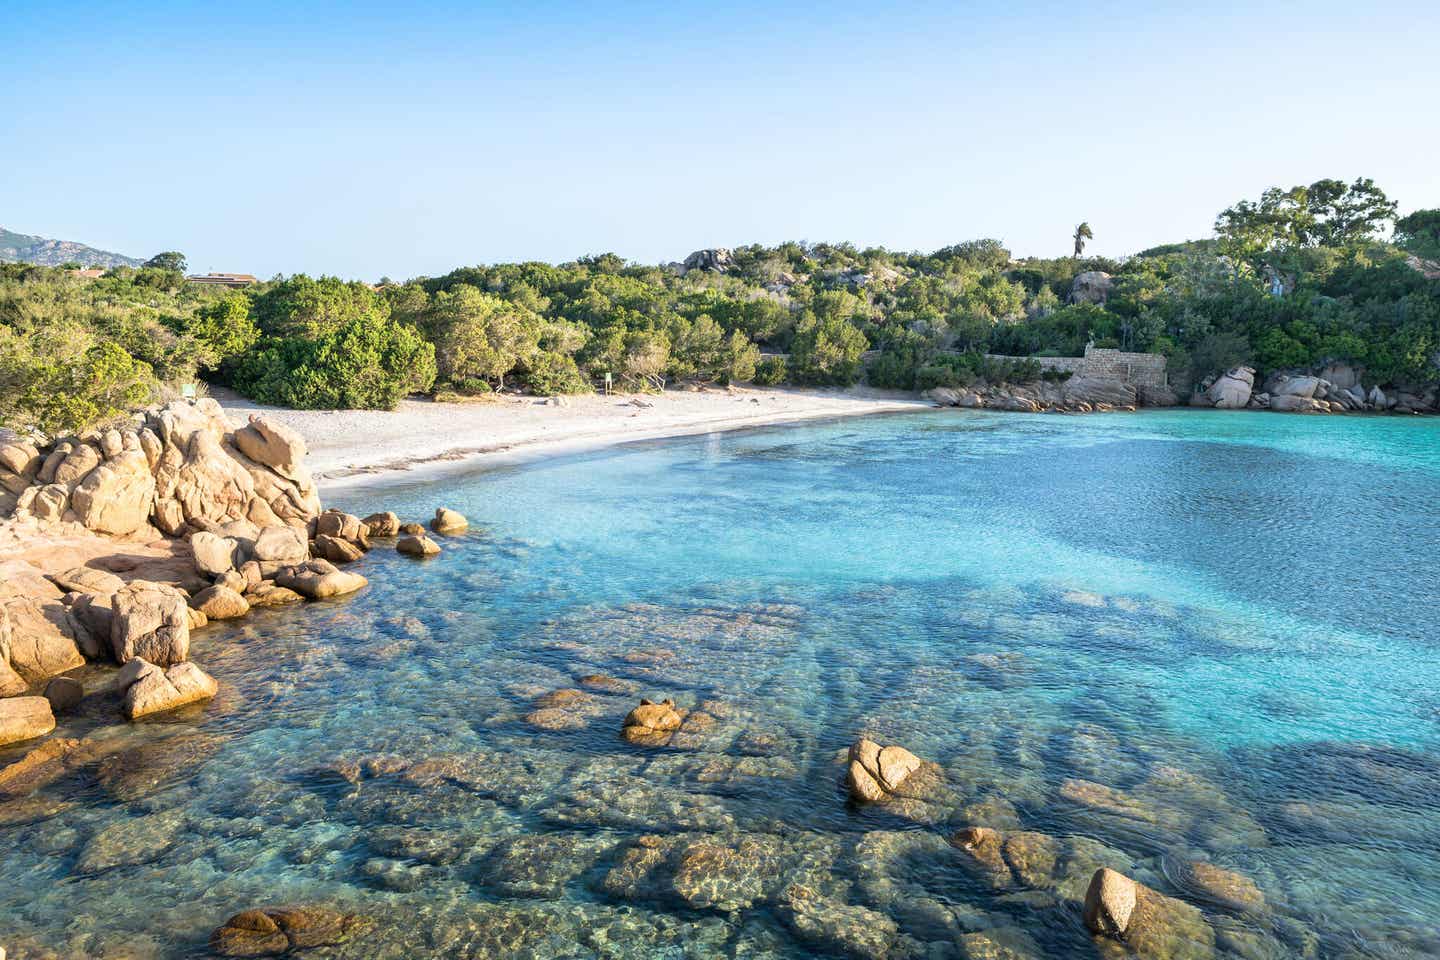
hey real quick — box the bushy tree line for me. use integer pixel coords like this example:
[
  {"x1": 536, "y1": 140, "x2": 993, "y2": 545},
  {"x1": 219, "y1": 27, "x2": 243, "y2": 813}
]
[{"x1": 1, "y1": 178, "x2": 1436, "y2": 433}]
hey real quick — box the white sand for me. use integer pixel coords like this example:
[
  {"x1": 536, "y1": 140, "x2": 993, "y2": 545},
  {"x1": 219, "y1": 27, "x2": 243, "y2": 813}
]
[{"x1": 212, "y1": 385, "x2": 930, "y2": 490}]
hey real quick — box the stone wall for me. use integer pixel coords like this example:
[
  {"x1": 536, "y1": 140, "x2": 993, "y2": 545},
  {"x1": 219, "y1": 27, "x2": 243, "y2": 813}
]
[{"x1": 985, "y1": 346, "x2": 1168, "y2": 390}]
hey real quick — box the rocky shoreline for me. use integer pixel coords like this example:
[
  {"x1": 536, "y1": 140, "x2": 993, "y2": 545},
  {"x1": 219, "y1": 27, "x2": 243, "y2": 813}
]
[
  {"x1": 0, "y1": 398, "x2": 467, "y2": 745},
  {"x1": 923, "y1": 363, "x2": 1437, "y2": 416}
]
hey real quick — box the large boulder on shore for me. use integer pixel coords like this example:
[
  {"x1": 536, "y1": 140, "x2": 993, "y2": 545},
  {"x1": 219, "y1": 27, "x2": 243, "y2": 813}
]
[
  {"x1": 110, "y1": 581, "x2": 191, "y2": 666},
  {"x1": 232, "y1": 415, "x2": 308, "y2": 482},
  {"x1": 70, "y1": 449, "x2": 155, "y2": 536},
  {"x1": 1, "y1": 584, "x2": 85, "y2": 688},
  {"x1": 191, "y1": 531, "x2": 241, "y2": 578},
  {"x1": 1206, "y1": 367, "x2": 1254, "y2": 409},
  {"x1": 0, "y1": 696, "x2": 55, "y2": 747},
  {"x1": 253, "y1": 525, "x2": 309, "y2": 565},
  {"x1": 117, "y1": 657, "x2": 218, "y2": 720},
  {"x1": 152, "y1": 429, "x2": 257, "y2": 535}
]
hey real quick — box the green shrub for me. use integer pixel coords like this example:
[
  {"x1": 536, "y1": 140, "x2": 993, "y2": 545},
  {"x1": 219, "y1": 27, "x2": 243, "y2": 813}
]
[
  {"x1": 752, "y1": 355, "x2": 788, "y2": 385},
  {"x1": 235, "y1": 315, "x2": 436, "y2": 410},
  {"x1": 519, "y1": 350, "x2": 590, "y2": 395}
]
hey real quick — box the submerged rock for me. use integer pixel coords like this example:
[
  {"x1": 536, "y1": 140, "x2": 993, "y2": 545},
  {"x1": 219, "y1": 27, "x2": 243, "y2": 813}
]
[
  {"x1": 210, "y1": 905, "x2": 371, "y2": 957},
  {"x1": 0, "y1": 736, "x2": 80, "y2": 797},
  {"x1": 75, "y1": 806, "x2": 187, "y2": 874}
]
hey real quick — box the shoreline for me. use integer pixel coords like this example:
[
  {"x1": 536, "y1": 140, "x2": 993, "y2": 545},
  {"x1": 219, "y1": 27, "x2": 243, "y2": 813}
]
[{"x1": 212, "y1": 385, "x2": 932, "y2": 493}]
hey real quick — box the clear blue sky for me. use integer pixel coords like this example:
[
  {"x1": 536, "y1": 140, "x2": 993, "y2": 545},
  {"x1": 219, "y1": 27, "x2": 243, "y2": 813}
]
[{"x1": 4, "y1": 1, "x2": 1437, "y2": 280}]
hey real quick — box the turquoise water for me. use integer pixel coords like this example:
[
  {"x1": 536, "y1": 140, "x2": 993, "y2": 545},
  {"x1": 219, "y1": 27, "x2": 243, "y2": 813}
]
[{"x1": 3, "y1": 409, "x2": 1439, "y2": 958}]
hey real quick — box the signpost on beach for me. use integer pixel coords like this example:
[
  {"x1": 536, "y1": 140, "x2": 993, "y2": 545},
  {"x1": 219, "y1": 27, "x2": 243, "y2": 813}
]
[{"x1": 604, "y1": 372, "x2": 612, "y2": 395}]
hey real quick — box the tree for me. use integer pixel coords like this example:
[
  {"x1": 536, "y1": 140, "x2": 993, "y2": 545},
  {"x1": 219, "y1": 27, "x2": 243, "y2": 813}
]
[
  {"x1": 1216, "y1": 178, "x2": 1397, "y2": 260},
  {"x1": 425, "y1": 285, "x2": 541, "y2": 388},
  {"x1": 1072, "y1": 223, "x2": 1093, "y2": 258},
  {"x1": 143, "y1": 251, "x2": 187, "y2": 273},
  {"x1": 1395, "y1": 209, "x2": 1440, "y2": 260}
]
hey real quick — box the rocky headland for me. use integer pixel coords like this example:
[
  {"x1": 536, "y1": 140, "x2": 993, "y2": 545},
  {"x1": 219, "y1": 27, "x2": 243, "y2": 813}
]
[{"x1": 0, "y1": 397, "x2": 456, "y2": 746}]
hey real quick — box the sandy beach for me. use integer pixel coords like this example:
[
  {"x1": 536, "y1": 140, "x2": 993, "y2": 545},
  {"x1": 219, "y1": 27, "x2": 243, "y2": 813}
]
[{"x1": 213, "y1": 385, "x2": 931, "y2": 488}]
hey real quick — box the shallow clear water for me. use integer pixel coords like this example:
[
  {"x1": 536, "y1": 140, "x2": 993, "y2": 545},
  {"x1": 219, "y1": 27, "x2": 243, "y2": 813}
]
[{"x1": 3, "y1": 409, "x2": 1440, "y2": 959}]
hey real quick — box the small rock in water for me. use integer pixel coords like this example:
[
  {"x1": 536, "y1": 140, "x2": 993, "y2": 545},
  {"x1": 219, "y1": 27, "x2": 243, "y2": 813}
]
[
  {"x1": 43, "y1": 676, "x2": 84, "y2": 714},
  {"x1": 396, "y1": 534, "x2": 441, "y2": 558},
  {"x1": 399, "y1": 522, "x2": 425, "y2": 536},
  {"x1": 621, "y1": 698, "x2": 685, "y2": 746},
  {"x1": 431, "y1": 507, "x2": 468, "y2": 533},
  {"x1": 363, "y1": 511, "x2": 401, "y2": 537},
  {"x1": 118, "y1": 658, "x2": 219, "y2": 720},
  {"x1": 846, "y1": 737, "x2": 921, "y2": 802}
]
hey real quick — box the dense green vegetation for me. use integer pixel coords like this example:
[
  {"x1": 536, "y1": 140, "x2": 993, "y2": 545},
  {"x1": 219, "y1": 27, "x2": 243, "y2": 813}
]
[{"x1": 1, "y1": 178, "x2": 1436, "y2": 433}]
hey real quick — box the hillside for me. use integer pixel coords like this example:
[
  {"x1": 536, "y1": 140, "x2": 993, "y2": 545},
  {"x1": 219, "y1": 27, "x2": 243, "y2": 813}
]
[{"x1": 0, "y1": 226, "x2": 141, "y2": 268}]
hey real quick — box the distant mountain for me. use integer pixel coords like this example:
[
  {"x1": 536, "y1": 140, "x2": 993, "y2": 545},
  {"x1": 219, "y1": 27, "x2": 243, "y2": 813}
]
[{"x1": 0, "y1": 226, "x2": 142, "y2": 268}]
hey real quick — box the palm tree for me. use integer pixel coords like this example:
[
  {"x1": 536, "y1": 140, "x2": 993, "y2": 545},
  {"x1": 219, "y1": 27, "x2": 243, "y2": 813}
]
[{"x1": 1072, "y1": 222, "x2": 1093, "y2": 258}]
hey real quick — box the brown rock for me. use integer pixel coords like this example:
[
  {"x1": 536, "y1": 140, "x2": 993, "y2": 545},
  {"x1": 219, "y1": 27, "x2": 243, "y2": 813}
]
[
  {"x1": 43, "y1": 676, "x2": 84, "y2": 714},
  {"x1": 314, "y1": 510, "x2": 367, "y2": 543},
  {"x1": 53, "y1": 442, "x2": 102, "y2": 487},
  {"x1": 118, "y1": 658, "x2": 219, "y2": 720},
  {"x1": 1, "y1": 591, "x2": 85, "y2": 682},
  {"x1": 621, "y1": 697, "x2": 685, "y2": 745},
  {"x1": 191, "y1": 530, "x2": 241, "y2": 577},
  {"x1": 275, "y1": 560, "x2": 368, "y2": 599},
  {"x1": 1084, "y1": 867, "x2": 1137, "y2": 936},
  {"x1": 45, "y1": 566, "x2": 125, "y2": 596},
  {"x1": 252, "y1": 525, "x2": 309, "y2": 564},
  {"x1": 399, "y1": 522, "x2": 424, "y2": 536},
  {"x1": 245, "y1": 581, "x2": 304, "y2": 607},
  {"x1": 846, "y1": 737, "x2": 923, "y2": 803},
  {"x1": 362, "y1": 511, "x2": 400, "y2": 537},
  {"x1": 232, "y1": 415, "x2": 308, "y2": 481},
  {"x1": 396, "y1": 535, "x2": 440, "y2": 557},
  {"x1": 0, "y1": 696, "x2": 55, "y2": 747},
  {"x1": 110, "y1": 581, "x2": 191, "y2": 666},
  {"x1": 431, "y1": 507, "x2": 468, "y2": 533},
  {"x1": 313, "y1": 533, "x2": 364, "y2": 564},
  {"x1": 211, "y1": 905, "x2": 369, "y2": 957},
  {"x1": 191, "y1": 585, "x2": 250, "y2": 620},
  {"x1": 71, "y1": 449, "x2": 155, "y2": 535}
]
